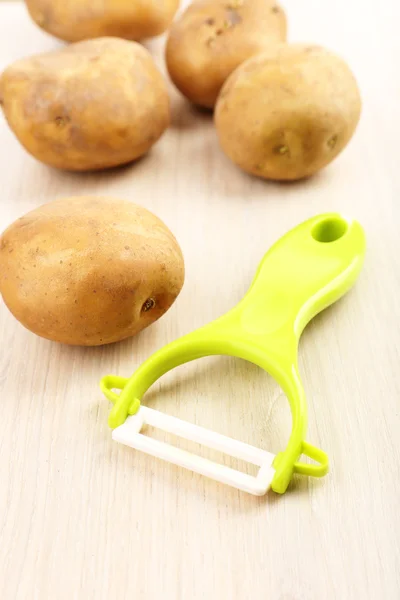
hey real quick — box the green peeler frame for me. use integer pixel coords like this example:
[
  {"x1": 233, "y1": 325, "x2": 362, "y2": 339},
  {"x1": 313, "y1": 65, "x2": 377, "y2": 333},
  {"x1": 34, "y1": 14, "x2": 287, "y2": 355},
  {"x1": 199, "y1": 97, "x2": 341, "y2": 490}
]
[{"x1": 101, "y1": 214, "x2": 366, "y2": 494}]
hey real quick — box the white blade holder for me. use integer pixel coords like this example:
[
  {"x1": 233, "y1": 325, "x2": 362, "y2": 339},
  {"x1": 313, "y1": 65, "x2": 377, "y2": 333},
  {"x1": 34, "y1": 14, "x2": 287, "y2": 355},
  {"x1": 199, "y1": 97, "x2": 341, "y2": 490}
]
[{"x1": 112, "y1": 406, "x2": 276, "y2": 496}]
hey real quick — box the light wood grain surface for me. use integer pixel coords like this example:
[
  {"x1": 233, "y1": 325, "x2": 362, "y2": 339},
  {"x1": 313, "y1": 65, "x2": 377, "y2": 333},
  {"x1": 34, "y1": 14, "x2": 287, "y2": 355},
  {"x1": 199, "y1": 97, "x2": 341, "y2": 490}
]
[{"x1": 0, "y1": 2, "x2": 399, "y2": 599}]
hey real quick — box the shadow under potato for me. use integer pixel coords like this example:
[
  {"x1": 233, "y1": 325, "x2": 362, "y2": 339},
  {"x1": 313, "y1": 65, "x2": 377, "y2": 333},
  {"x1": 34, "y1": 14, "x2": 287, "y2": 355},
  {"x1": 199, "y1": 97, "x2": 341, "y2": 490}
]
[{"x1": 170, "y1": 95, "x2": 214, "y2": 130}]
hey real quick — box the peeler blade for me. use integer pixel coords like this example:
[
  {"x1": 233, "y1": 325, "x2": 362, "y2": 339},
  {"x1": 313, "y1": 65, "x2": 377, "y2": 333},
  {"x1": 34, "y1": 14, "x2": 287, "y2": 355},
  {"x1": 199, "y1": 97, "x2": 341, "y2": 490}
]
[{"x1": 112, "y1": 406, "x2": 276, "y2": 496}]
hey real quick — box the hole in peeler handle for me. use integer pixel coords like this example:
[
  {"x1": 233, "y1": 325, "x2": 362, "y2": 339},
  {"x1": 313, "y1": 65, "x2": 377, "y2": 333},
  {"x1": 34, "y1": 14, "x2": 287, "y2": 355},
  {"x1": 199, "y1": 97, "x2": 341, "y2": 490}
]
[{"x1": 311, "y1": 216, "x2": 348, "y2": 243}]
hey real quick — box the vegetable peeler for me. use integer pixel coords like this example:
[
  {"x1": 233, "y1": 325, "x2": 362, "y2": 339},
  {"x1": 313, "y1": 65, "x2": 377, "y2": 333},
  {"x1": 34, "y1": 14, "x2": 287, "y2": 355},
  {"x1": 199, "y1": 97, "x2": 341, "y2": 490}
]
[{"x1": 100, "y1": 213, "x2": 366, "y2": 496}]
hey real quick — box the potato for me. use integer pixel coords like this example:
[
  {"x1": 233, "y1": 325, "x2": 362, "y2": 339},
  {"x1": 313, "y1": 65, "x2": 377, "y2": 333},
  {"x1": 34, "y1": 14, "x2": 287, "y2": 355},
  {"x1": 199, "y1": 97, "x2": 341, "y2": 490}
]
[
  {"x1": 166, "y1": 0, "x2": 287, "y2": 109},
  {"x1": 215, "y1": 44, "x2": 362, "y2": 181},
  {"x1": 0, "y1": 38, "x2": 170, "y2": 171},
  {"x1": 25, "y1": 0, "x2": 180, "y2": 43},
  {"x1": 0, "y1": 197, "x2": 185, "y2": 346}
]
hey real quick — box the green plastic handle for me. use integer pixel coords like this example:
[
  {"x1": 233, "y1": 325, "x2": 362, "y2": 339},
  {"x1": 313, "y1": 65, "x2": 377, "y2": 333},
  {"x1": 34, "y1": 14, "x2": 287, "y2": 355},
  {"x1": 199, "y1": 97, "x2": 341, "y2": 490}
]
[{"x1": 101, "y1": 213, "x2": 366, "y2": 494}]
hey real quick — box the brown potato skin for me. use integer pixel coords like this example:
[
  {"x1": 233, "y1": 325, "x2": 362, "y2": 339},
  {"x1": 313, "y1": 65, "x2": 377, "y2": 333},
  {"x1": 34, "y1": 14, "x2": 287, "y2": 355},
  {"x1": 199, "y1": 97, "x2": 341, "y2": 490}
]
[
  {"x1": 0, "y1": 197, "x2": 185, "y2": 346},
  {"x1": 25, "y1": 0, "x2": 180, "y2": 42},
  {"x1": 166, "y1": 0, "x2": 287, "y2": 109},
  {"x1": 215, "y1": 44, "x2": 362, "y2": 181},
  {"x1": 0, "y1": 38, "x2": 170, "y2": 171}
]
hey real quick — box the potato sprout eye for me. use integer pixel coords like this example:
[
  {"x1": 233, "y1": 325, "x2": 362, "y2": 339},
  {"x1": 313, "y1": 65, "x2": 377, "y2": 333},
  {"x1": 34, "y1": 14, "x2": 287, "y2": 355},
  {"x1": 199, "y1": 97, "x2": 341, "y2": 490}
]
[
  {"x1": 142, "y1": 298, "x2": 156, "y2": 312},
  {"x1": 55, "y1": 116, "x2": 70, "y2": 128}
]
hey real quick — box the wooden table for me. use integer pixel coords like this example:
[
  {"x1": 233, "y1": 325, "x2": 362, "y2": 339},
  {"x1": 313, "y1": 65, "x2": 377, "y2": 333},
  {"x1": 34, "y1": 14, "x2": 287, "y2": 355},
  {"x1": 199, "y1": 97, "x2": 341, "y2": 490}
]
[{"x1": 1, "y1": 2, "x2": 399, "y2": 598}]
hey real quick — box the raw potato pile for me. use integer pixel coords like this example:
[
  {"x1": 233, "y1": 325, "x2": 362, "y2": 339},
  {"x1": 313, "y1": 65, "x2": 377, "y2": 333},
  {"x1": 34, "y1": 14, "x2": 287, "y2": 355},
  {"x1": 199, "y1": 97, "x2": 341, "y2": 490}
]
[
  {"x1": 0, "y1": 197, "x2": 185, "y2": 346},
  {"x1": 0, "y1": 0, "x2": 361, "y2": 180},
  {"x1": 0, "y1": 1, "x2": 363, "y2": 346},
  {"x1": 0, "y1": 37, "x2": 170, "y2": 171}
]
